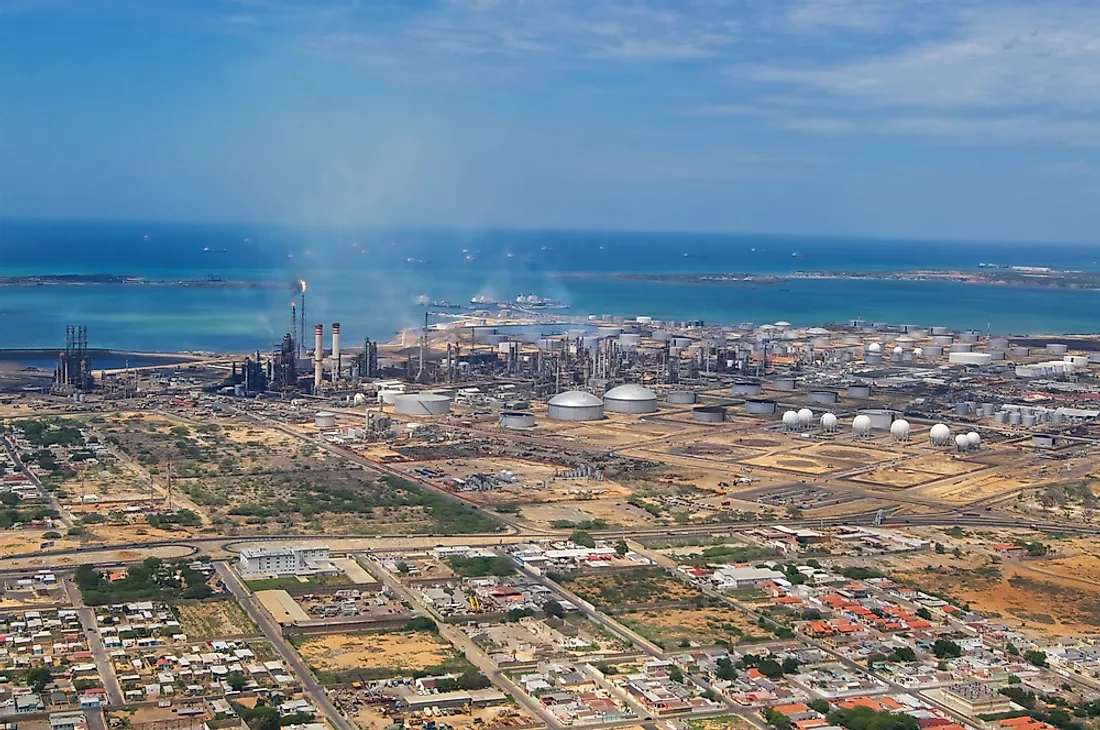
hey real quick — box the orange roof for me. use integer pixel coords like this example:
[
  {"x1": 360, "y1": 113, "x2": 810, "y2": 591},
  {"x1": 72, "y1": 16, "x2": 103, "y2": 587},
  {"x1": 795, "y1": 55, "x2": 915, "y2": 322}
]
[
  {"x1": 838, "y1": 697, "x2": 882, "y2": 712},
  {"x1": 880, "y1": 698, "x2": 903, "y2": 711},
  {"x1": 1000, "y1": 718, "x2": 1040, "y2": 727},
  {"x1": 794, "y1": 720, "x2": 827, "y2": 730},
  {"x1": 776, "y1": 596, "x2": 802, "y2": 604},
  {"x1": 748, "y1": 668, "x2": 765, "y2": 679},
  {"x1": 907, "y1": 620, "x2": 933, "y2": 629},
  {"x1": 773, "y1": 703, "x2": 810, "y2": 716}
]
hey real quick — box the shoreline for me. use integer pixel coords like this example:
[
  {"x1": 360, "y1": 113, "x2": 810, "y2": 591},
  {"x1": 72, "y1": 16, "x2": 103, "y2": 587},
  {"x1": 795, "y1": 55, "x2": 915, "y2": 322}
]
[{"x1": 0, "y1": 274, "x2": 283, "y2": 289}]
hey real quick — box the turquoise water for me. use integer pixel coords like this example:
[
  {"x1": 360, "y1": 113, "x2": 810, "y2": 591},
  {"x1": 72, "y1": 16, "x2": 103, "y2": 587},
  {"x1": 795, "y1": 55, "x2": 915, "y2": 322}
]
[{"x1": 3, "y1": 219, "x2": 1100, "y2": 351}]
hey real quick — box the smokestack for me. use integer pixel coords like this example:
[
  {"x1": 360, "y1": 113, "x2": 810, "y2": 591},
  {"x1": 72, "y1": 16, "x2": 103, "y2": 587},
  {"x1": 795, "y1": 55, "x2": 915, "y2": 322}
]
[
  {"x1": 331, "y1": 323, "x2": 340, "y2": 380},
  {"x1": 314, "y1": 324, "x2": 324, "y2": 391}
]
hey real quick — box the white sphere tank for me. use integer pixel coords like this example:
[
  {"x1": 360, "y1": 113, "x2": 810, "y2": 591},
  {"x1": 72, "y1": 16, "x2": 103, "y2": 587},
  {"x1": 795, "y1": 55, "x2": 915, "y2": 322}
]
[
  {"x1": 929, "y1": 423, "x2": 951, "y2": 445},
  {"x1": 890, "y1": 419, "x2": 910, "y2": 442},
  {"x1": 352, "y1": 393, "x2": 367, "y2": 406},
  {"x1": 913, "y1": 347, "x2": 924, "y2": 357},
  {"x1": 967, "y1": 431, "x2": 981, "y2": 448},
  {"x1": 852, "y1": 414, "x2": 873, "y2": 436},
  {"x1": 892, "y1": 345, "x2": 904, "y2": 356},
  {"x1": 797, "y1": 408, "x2": 813, "y2": 428},
  {"x1": 955, "y1": 433, "x2": 969, "y2": 451},
  {"x1": 821, "y1": 412, "x2": 838, "y2": 431},
  {"x1": 868, "y1": 343, "x2": 882, "y2": 353},
  {"x1": 782, "y1": 410, "x2": 799, "y2": 430}
]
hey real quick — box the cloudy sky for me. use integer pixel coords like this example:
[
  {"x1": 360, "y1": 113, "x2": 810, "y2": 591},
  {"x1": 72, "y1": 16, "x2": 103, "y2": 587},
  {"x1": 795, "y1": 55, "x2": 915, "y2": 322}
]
[{"x1": 3, "y1": 0, "x2": 1100, "y2": 242}]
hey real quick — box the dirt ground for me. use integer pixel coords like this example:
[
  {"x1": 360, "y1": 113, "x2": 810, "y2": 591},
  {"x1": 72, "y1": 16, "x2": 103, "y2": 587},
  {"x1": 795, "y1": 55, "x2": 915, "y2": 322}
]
[
  {"x1": 569, "y1": 569, "x2": 700, "y2": 606},
  {"x1": 518, "y1": 500, "x2": 654, "y2": 528},
  {"x1": 176, "y1": 600, "x2": 257, "y2": 637},
  {"x1": 617, "y1": 606, "x2": 765, "y2": 648},
  {"x1": 350, "y1": 702, "x2": 529, "y2": 730},
  {"x1": 297, "y1": 632, "x2": 452, "y2": 673},
  {"x1": 889, "y1": 540, "x2": 1100, "y2": 636}
]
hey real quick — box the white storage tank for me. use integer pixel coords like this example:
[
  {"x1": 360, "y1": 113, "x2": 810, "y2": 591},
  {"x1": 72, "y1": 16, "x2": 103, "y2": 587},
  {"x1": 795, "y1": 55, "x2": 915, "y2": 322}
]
[
  {"x1": 923, "y1": 345, "x2": 944, "y2": 357},
  {"x1": 782, "y1": 410, "x2": 800, "y2": 431},
  {"x1": 949, "y1": 352, "x2": 992, "y2": 366},
  {"x1": 1047, "y1": 343, "x2": 1068, "y2": 355},
  {"x1": 666, "y1": 390, "x2": 698, "y2": 404},
  {"x1": 929, "y1": 423, "x2": 952, "y2": 445},
  {"x1": 852, "y1": 415, "x2": 873, "y2": 437},
  {"x1": 821, "y1": 413, "x2": 838, "y2": 431},
  {"x1": 548, "y1": 391, "x2": 605, "y2": 421},
  {"x1": 315, "y1": 411, "x2": 337, "y2": 429},
  {"x1": 618, "y1": 333, "x2": 642, "y2": 347},
  {"x1": 860, "y1": 409, "x2": 896, "y2": 430},
  {"x1": 847, "y1": 384, "x2": 872, "y2": 399},
  {"x1": 604, "y1": 384, "x2": 658, "y2": 414},
  {"x1": 966, "y1": 431, "x2": 981, "y2": 449},
  {"x1": 499, "y1": 411, "x2": 535, "y2": 429},
  {"x1": 955, "y1": 434, "x2": 970, "y2": 451},
  {"x1": 393, "y1": 393, "x2": 453, "y2": 416},
  {"x1": 890, "y1": 419, "x2": 910, "y2": 442},
  {"x1": 797, "y1": 408, "x2": 813, "y2": 428}
]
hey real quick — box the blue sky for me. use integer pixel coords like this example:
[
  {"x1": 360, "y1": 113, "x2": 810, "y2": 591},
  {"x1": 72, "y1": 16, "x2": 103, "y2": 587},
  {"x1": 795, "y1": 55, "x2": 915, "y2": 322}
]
[{"x1": 3, "y1": 0, "x2": 1100, "y2": 242}]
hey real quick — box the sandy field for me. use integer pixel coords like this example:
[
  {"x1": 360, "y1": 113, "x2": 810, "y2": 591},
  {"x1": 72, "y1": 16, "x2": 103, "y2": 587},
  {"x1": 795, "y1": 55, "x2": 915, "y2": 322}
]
[
  {"x1": 176, "y1": 600, "x2": 258, "y2": 637},
  {"x1": 297, "y1": 632, "x2": 452, "y2": 673},
  {"x1": 518, "y1": 500, "x2": 654, "y2": 528},
  {"x1": 334, "y1": 557, "x2": 376, "y2": 584},
  {"x1": 617, "y1": 606, "x2": 764, "y2": 648},
  {"x1": 850, "y1": 468, "x2": 934, "y2": 489},
  {"x1": 916, "y1": 472, "x2": 1026, "y2": 503}
]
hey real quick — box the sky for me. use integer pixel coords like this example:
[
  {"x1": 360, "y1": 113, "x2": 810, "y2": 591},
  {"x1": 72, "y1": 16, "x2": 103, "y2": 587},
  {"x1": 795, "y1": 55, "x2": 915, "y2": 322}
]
[{"x1": 3, "y1": 0, "x2": 1100, "y2": 242}]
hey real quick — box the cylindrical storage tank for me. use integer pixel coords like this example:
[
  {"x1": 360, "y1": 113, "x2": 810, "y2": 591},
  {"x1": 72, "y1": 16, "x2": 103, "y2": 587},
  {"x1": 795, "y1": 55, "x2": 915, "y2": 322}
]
[
  {"x1": 981, "y1": 403, "x2": 996, "y2": 416},
  {"x1": 994, "y1": 411, "x2": 1007, "y2": 424},
  {"x1": 811, "y1": 337, "x2": 831, "y2": 349},
  {"x1": 671, "y1": 337, "x2": 693, "y2": 348},
  {"x1": 1052, "y1": 411, "x2": 1065, "y2": 424},
  {"x1": 860, "y1": 409, "x2": 896, "y2": 430},
  {"x1": 950, "y1": 342, "x2": 973, "y2": 353},
  {"x1": 1047, "y1": 343, "x2": 1068, "y2": 355},
  {"x1": 864, "y1": 354, "x2": 883, "y2": 365},
  {"x1": 771, "y1": 377, "x2": 797, "y2": 391},
  {"x1": 693, "y1": 405, "x2": 727, "y2": 423},
  {"x1": 652, "y1": 330, "x2": 672, "y2": 342},
  {"x1": 924, "y1": 345, "x2": 944, "y2": 357},
  {"x1": 954, "y1": 402, "x2": 971, "y2": 415},
  {"x1": 1009, "y1": 411, "x2": 1021, "y2": 425},
  {"x1": 967, "y1": 431, "x2": 981, "y2": 449},
  {"x1": 548, "y1": 391, "x2": 604, "y2": 421},
  {"x1": 821, "y1": 413, "x2": 838, "y2": 431},
  {"x1": 853, "y1": 415, "x2": 873, "y2": 437},
  {"x1": 666, "y1": 391, "x2": 697, "y2": 404},
  {"x1": 848, "y1": 384, "x2": 872, "y2": 399},
  {"x1": 960, "y1": 332, "x2": 979, "y2": 344},
  {"x1": 932, "y1": 335, "x2": 954, "y2": 346},
  {"x1": 618, "y1": 333, "x2": 642, "y2": 347},
  {"x1": 379, "y1": 389, "x2": 402, "y2": 405},
  {"x1": 582, "y1": 336, "x2": 601, "y2": 350},
  {"x1": 890, "y1": 419, "x2": 910, "y2": 442},
  {"x1": 990, "y1": 338, "x2": 1009, "y2": 350},
  {"x1": 733, "y1": 382, "x2": 764, "y2": 396},
  {"x1": 987, "y1": 350, "x2": 1005, "y2": 361},
  {"x1": 483, "y1": 333, "x2": 507, "y2": 345},
  {"x1": 745, "y1": 399, "x2": 778, "y2": 416},
  {"x1": 604, "y1": 384, "x2": 658, "y2": 414},
  {"x1": 635, "y1": 316, "x2": 653, "y2": 325},
  {"x1": 499, "y1": 411, "x2": 535, "y2": 429},
  {"x1": 597, "y1": 327, "x2": 623, "y2": 337},
  {"x1": 1022, "y1": 413, "x2": 1037, "y2": 427},
  {"x1": 1013, "y1": 346, "x2": 1030, "y2": 357},
  {"x1": 930, "y1": 423, "x2": 952, "y2": 445},
  {"x1": 1088, "y1": 352, "x2": 1100, "y2": 364},
  {"x1": 842, "y1": 335, "x2": 862, "y2": 346},
  {"x1": 315, "y1": 411, "x2": 336, "y2": 429},
  {"x1": 538, "y1": 338, "x2": 563, "y2": 351},
  {"x1": 394, "y1": 393, "x2": 452, "y2": 416},
  {"x1": 1066, "y1": 355, "x2": 1089, "y2": 367},
  {"x1": 808, "y1": 390, "x2": 839, "y2": 405},
  {"x1": 931, "y1": 326, "x2": 950, "y2": 336}
]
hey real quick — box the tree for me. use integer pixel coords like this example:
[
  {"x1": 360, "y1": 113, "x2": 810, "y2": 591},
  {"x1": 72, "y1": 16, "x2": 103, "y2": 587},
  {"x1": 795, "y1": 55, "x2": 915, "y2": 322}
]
[
  {"x1": 226, "y1": 671, "x2": 247, "y2": 691},
  {"x1": 396, "y1": 562, "x2": 411, "y2": 575},
  {"x1": 570, "y1": 530, "x2": 596, "y2": 548},
  {"x1": 615, "y1": 540, "x2": 629, "y2": 555},
  {"x1": 933, "y1": 639, "x2": 962, "y2": 659},
  {"x1": 1025, "y1": 650, "x2": 1049, "y2": 667},
  {"x1": 763, "y1": 709, "x2": 792, "y2": 730},
  {"x1": 543, "y1": 599, "x2": 565, "y2": 619},
  {"x1": 716, "y1": 657, "x2": 737, "y2": 681},
  {"x1": 1007, "y1": 675, "x2": 1022, "y2": 685},
  {"x1": 808, "y1": 699, "x2": 831, "y2": 714},
  {"x1": 867, "y1": 653, "x2": 888, "y2": 667},
  {"x1": 243, "y1": 705, "x2": 280, "y2": 730},
  {"x1": 668, "y1": 666, "x2": 684, "y2": 683},
  {"x1": 826, "y1": 707, "x2": 918, "y2": 730},
  {"x1": 935, "y1": 543, "x2": 946, "y2": 554},
  {"x1": 890, "y1": 647, "x2": 916, "y2": 663},
  {"x1": 1, "y1": 492, "x2": 19, "y2": 507},
  {"x1": 26, "y1": 666, "x2": 52, "y2": 693}
]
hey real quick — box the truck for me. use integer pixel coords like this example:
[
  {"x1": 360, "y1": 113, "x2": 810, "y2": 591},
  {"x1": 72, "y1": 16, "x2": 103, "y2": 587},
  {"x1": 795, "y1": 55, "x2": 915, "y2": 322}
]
[{"x1": 39, "y1": 541, "x2": 54, "y2": 549}]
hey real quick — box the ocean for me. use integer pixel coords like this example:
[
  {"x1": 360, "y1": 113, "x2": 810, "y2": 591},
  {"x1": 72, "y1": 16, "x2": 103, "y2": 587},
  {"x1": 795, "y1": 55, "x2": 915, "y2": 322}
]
[{"x1": 3, "y1": 219, "x2": 1100, "y2": 353}]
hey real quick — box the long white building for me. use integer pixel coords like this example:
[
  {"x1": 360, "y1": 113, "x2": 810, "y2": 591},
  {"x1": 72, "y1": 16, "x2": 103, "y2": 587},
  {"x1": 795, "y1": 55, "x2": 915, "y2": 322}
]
[{"x1": 238, "y1": 545, "x2": 337, "y2": 579}]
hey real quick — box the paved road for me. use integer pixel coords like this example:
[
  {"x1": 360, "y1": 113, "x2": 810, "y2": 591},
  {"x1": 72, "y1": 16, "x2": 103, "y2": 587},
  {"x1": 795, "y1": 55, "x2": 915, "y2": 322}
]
[
  {"x1": 358, "y1": 555, "x2": 567, "y2": 730},
  {"x1": 1, "y1": 435, "x2": 72, "y2": 529},
  {"x1": 62, "y1": 577, "x2": 124, "y2": 706},
  {"x1": 214, "y1": 561, "x2": 356, "y2": 730}
]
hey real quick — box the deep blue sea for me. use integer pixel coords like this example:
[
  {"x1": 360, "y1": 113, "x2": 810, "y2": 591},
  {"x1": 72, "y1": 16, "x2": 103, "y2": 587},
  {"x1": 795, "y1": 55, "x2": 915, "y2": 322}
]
[{"x1": 3, "y1": 219, "x2": 1100, "y2": 352}]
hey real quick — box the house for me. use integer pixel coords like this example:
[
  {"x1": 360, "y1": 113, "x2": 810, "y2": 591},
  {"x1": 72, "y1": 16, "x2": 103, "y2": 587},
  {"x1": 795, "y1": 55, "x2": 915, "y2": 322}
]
[{"x1": 49, "y1": 712, "x2": 88, "y2": 730}]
